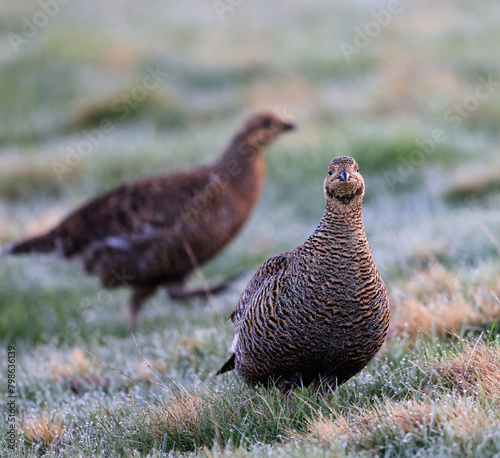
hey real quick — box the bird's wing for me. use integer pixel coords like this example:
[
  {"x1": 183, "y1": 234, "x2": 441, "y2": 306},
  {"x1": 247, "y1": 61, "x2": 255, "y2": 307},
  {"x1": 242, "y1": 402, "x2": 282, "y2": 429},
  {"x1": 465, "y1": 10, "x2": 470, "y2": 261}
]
[
  {"x1": 230, "y1": 251, "x2": 292, "y2": 324},
  {"x1": 54, "y1": 166, "x2": 220, "y2": 254},
  {"x1": 220, "y1": 251, "x2": 292, "y2": 374}
]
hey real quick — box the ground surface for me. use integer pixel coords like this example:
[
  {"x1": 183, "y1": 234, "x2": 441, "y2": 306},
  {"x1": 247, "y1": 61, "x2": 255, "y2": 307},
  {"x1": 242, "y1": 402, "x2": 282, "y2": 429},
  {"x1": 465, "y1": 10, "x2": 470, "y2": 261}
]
[{"x1": 1, "y1": 1, "x2": 500, "y2": 456}]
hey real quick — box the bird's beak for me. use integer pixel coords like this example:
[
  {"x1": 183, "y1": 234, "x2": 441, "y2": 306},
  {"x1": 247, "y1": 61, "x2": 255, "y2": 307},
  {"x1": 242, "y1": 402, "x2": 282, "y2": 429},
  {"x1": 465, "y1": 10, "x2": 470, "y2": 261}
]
[
  {"x1": 339, "y1": 170, "x2": 350, "y2": 182},
  {"x1": 282, "y1": 121, "x2": 296, "y2": 131}
]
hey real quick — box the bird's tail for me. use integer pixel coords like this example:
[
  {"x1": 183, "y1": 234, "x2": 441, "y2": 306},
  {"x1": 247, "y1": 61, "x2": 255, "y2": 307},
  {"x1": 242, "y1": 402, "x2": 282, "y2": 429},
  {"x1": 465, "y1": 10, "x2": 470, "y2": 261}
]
[
  {"x1": 215, "y1": 354, "x2": 235, "y2": 376},
  {"x1": 2, "y1": 233, "x2": 57, "y2": 257}
]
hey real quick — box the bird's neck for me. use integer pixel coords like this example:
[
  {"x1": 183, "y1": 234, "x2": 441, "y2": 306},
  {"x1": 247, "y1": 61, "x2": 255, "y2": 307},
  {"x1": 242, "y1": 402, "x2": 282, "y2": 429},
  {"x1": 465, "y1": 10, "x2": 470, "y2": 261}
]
[
  {"x1": 313, "y1": 201, "x2": 365, "y2": 240},
  {"x1": 302, "y1": 201, "x2": 372, "y2": 275},
  {"x1": 214, "y1": 137, "x2": 266, "y2": 182}
]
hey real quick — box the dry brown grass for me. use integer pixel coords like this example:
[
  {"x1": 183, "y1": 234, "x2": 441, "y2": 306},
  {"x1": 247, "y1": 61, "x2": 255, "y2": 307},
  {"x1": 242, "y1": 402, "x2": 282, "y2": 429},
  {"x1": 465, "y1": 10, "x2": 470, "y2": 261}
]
[
  {"x1": 305, "y1": 397, "x2": 497, "y2": 447},
  {"x1": 432, "y1": 340, "x2": 500, "y2": 399},
  {"x1": 131, "y1": 358, "x2": 169, "y2": 384},
  {"x1": 388, "y1": 262, "x2": 500, "y2": 340},
  {"x1": 48, "y1": 347, "x2": 97, "y2": 381},
  {"x1": 133, "y1": 390, "x2": 203, "y2": 440},
  {"x1": 306, "y1": 400, "x2": 432, "y2": 445},
  {"x1": 19, "y1": 412, "x2": 65, "y2": 449}
]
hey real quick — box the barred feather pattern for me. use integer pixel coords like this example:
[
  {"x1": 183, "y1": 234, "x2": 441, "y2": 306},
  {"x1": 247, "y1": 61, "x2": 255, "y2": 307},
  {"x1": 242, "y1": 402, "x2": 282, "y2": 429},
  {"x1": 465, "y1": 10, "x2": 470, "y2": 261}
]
[{"x1": 221, "y1": 156, "x2": 390, "y2": 394}]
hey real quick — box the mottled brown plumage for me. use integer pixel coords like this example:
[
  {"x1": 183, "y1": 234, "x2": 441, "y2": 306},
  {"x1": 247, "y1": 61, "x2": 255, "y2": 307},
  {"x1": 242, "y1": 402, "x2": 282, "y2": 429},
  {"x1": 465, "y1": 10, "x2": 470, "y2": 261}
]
[
  {"x1": 217, "y1": 156, "x2": 390, "y2": 394},
  {"x1": 4, "y1": 113, "x2": 295, "y2": 330}
]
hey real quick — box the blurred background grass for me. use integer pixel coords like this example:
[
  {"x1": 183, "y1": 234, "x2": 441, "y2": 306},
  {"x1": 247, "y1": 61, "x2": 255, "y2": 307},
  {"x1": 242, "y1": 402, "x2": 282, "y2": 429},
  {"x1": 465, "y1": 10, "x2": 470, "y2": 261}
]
[
  {"x1": 1, "y1": 0, "x2": 500, "y2": 363},
  {"x1": 1, "y1": 0, "x2": 500, "y2": 455},
  {"x1": 1, "y1": 0, "x2": 500, "y2": 366}
]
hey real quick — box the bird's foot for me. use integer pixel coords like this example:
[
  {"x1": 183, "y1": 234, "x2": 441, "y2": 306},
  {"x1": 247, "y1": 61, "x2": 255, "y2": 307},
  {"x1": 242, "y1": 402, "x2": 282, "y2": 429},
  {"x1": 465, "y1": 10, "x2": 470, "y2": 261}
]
[{"x1": 166, "y1": 281, "x2": 230, "y2": 300}]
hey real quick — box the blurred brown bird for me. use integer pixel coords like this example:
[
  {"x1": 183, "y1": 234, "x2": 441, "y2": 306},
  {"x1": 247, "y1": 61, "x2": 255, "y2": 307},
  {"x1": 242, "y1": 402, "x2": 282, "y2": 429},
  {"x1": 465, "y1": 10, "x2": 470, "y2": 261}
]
[
  {"x1": 217, "y1": 156, "x2": 390, "y2": 394},
  {"x1": 3, "y1": 112, "x2": 295, "y2": 330}
]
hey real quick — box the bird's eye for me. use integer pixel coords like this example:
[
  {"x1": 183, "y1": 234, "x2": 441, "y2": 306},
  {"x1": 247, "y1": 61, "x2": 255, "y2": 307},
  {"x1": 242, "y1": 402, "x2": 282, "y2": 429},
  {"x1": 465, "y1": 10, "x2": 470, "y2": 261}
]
[
  {"x1": 354, "y1": 162, "x2": 359, "y2": 172},
  {"x1": 328, "y1": 165, "x2": 334, "y2": 176}
]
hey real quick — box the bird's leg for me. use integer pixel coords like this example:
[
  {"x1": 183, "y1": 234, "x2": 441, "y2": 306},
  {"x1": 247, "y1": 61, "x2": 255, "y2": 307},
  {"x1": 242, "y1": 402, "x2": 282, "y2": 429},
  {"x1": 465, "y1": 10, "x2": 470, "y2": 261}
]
[
  {"x1": 314, "y1": 375, "x2": 338, "y2": 396},
  {"x1": 129, "y1": 286, "x2": 155, "y2": 332},
  {"x1": 276, "y1": 373, "x2": 306, "y2": 395},
  {"x1": 166, "y1": 277, "x2": 236, "y2": 300}
]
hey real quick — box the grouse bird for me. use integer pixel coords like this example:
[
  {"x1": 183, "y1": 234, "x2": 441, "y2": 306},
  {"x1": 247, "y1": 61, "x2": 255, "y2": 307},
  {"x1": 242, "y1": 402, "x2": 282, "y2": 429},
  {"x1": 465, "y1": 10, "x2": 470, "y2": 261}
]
[
  {"x1": 217, "y1": 156, "x2": 390, "y2": 394},
  {"x1": 3, "y1": 112, "x2": 295, "y2": 330}
]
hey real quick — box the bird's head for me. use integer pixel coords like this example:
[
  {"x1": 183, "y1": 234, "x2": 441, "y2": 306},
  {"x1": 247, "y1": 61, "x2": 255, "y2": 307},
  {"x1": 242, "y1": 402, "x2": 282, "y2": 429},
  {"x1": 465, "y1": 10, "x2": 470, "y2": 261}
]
[
  {"x1": 324, "y1": 156, "x2": 364, "y2": 206},
  {"x1": 237, "y1": 112, "x2": 296, "y2": 149}
]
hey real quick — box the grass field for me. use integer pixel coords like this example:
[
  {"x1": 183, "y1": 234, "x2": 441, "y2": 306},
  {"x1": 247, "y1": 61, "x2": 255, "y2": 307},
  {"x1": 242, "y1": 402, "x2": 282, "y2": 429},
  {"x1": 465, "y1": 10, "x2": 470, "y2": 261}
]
[{"x1": 1, "y1": 0, "x2": 500, "y2": 456}]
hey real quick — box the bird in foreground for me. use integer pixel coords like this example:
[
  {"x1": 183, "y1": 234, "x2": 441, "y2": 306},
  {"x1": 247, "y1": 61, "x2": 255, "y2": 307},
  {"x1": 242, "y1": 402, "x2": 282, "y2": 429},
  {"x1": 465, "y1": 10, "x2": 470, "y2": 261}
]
[
  {"x1": 3, "y1": 112, "x2": 295, "y2": 330},
  {"x1": 217, "y1": 156, "x2": 390, "y2": 394}
]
